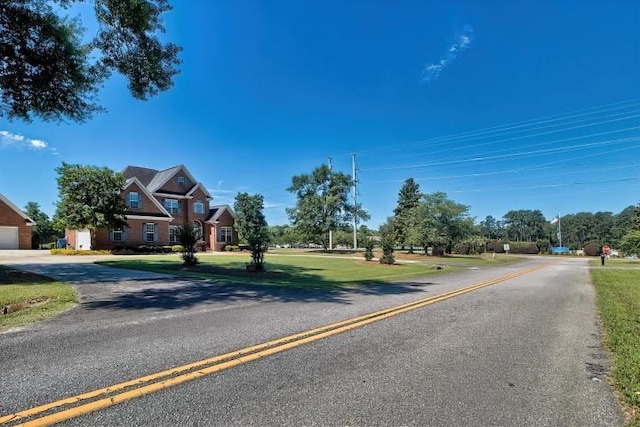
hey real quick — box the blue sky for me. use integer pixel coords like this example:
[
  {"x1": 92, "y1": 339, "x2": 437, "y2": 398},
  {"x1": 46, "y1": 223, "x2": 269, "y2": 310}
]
[{"x1": 1, "y1": 0, "x2": 639, "y2": 228}]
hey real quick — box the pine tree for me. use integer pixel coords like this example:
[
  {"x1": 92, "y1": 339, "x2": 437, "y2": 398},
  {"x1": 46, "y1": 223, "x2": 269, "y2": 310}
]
[{"x1": 393, "y1": 178, "x2": 421, "y2": 252}]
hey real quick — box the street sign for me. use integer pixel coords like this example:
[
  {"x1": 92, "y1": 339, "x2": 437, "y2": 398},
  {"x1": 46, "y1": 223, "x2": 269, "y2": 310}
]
[
  {"x1": 602, "y1": 245, "x2": 611, "y2": 254},
  {"x1": 503, "y1": 244, "x2": 510, "y2": 252}
]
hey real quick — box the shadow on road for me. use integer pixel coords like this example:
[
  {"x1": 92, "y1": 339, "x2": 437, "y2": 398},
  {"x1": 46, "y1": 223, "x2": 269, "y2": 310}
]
[{"x1": 82, "y1": 279, "x2": 441, "y2": 311}]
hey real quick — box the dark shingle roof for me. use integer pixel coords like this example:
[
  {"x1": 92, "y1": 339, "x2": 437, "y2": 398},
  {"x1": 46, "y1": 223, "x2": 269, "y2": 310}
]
[
  {"x1": 122, "y1": 166, "x2": 159, "y2": 187},
  {"x1": 147, "y1": 165, "x2": 183, "y2": 193}
]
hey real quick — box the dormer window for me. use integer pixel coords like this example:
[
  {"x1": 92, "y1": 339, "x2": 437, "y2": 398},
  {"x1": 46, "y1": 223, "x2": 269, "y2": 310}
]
[
  {"x1": 177, "y1": 176, "x2": 186, "y2": 186},
  {"x1": 128, "y1": 192, "x2": 140, "y2": 209}
]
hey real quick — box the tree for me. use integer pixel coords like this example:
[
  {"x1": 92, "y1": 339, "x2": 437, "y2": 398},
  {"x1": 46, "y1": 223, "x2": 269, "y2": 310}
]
[
  {"x1": 176, "y1": 222, "x2": 199, "y2": 266},
  {"x1": 502, "y1": 210, "x2": 545, "y2": 242},
  {"x1": 55, "y1": 163, "x2": 128, "y2": 248},
  {"x1": 24, "y1": 202, "x2": 54, "y2": 248},
  {"x1": 1, "y1": 0, "x2": 181, "y2": 123},
  {"x1": 286, "y1": 165, "x2": 358, "y2": 250},
  {"x1": 411, "y1": 192, "x2": 474, "y2": 255},
  {"x1": 234, "y1": 193, "x2": 270, "y2": 271},
  {"x1": 379, "y1": 232, "x2": 395, "y2": 265},
  {"x1": 479, "y1": 215, "x2": 498, "y2": 240},
  {"x1": 393, "y1": 178, "x2": 421, "y2": 252}
]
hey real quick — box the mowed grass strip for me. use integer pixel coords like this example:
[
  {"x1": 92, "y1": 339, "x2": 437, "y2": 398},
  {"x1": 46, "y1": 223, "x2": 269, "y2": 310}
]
[
  {"x1": 589, "y1": 258, "x2": 640, "y2": 268},
  {"x1": 99, "y1": 254, "x2": 459, "y2": 288},
  {"x1": 266, "y1": 248, "x2": 524, "y2": 266},
  {"x1": 591, "y1": 268, "x2": 640, "y2": 426},
  {"x1": 0, "y1": 266, "x2": 78, "y2": 331}
]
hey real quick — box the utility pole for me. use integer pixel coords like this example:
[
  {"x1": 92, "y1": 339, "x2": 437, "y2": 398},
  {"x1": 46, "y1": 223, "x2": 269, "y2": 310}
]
[
  {"x1": 352, "y1": 153, "x2": 358, "y2": 249},
  {"x1": 328, "y1": 157, "x2": 333, "y2": 250}
]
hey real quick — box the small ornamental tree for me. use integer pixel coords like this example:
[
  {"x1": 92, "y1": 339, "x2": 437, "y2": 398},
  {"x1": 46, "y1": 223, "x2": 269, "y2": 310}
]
[
  {"x1": 363, "y1": 238, "x2": 374, "y2": 261},
  {"x1": 234, "y1": 192, "x2": 270, "y2": 272},
  {"x1": 177, "y1": 222, "x2": 200, "y2": 266},
  {"x1": 379, "y1": 233, "x2": 395, "y2": 265}
]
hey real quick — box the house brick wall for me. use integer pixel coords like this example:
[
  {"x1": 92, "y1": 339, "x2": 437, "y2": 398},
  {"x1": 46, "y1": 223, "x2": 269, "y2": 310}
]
[
  {"x1": 124, "y1": 182, "x2": 164, "y2": 215},
  {"x1": 210, "y1": 210, "x2": 238, "y2": 251},
  {"x1": 157, "y1": 169, "x2": 194, "y2": 194},
  {"x1": 0, "y1": 200, "x2": 32, "y2": 249}
]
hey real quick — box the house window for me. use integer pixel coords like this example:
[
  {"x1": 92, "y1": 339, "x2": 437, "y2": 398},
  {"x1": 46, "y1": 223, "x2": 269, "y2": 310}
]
[
  {"x1": 194, "y1": 200, "x2": 204, "y2": 214},
  {"x1": 169, "y1": 225, "x2": 180, "y2": 243},
  {"x1": 219, "y1": 226, "x2": 232, "y2": 243},
  {"x1": 111, "y1": 228, "x2": 125, "y2": 243},
  {"x1": 177, "y1": 176, "x2": 186, "y2": 186},
  {"x1": 128, "y1": 192, "x2": 140, "y2": 209},
  {"x1": 163, "y1": 199, "x2": 180, "y2": 214},
  {"x1": 144, "y1": 223, "x2": 156, "y2": 242}
]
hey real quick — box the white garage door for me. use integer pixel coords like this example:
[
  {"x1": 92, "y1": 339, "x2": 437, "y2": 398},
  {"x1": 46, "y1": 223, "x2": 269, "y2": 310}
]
[
  {"x1": 0, "y1": 226, "x2": 19, "y2": 250},
  {"x1": 75, "y1": 230, "x2": 91, "y2": 250}
]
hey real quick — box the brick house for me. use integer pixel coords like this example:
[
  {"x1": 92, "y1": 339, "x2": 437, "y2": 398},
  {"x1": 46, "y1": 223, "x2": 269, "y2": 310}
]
[
  {"x1": 66, "y1": 165, "x2": 237, "y2": 251},
  {"x1": 0, "y1": 193, "x2": 34, "y2": 249}
]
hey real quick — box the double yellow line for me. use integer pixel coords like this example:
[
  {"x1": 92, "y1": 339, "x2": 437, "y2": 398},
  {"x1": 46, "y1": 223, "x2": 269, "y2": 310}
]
[{"x1": 1, "y1": 263, "x2": 549, "y2": 426}]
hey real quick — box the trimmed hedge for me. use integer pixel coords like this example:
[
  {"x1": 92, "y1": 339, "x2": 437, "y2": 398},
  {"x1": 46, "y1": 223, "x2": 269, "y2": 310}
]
[
  {"x1": 50, "y1": 249, "x2": 112, "y2": 256},
  {"x1": 485, "y1": 240, "x2": 540, "y2": 254}
]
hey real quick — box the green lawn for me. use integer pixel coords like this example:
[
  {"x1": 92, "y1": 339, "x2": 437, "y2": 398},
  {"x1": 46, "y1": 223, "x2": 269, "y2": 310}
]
[
  {"x1": 261, "y1": 248, "x2": 524, "y2": 266},
  {"x1": 591, "y1": 268, "x2": 640, "y2": 426},
  {"x1": 99, "y1": 254, "x2": 461, "y2": 289},
  {"x1": 589, "y1": 258, "x2": 640, "y2": 267},
  {"x1": 0, "y1": 266, "x2": 78, "y2": 331}
]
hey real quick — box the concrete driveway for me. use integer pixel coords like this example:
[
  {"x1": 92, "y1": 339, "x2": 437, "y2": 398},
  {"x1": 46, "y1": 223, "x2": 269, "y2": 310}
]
[{"x1": 0, "y1": 251, "x2": 294, "y2": 332}]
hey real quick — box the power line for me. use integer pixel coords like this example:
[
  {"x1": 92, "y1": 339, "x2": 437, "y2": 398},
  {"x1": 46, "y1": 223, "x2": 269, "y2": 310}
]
[
  {"x1": 389, "y1": 113, "x2": 640, "y2": 162},
  {"x1": 364, "y1": 136, "x2": 640, "y2": 171},
  {"x1": 356, "y1": 97, "x2": 640, "y2": 157}
]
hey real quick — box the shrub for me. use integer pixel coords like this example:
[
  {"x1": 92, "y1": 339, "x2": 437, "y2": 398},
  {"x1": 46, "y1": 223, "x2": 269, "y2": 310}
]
[
  {"x1": 50, "y1": 249, "x2": 112, "y2": 255},
  {"x1": 454, "y1": 243, "x2": 470, "y2": 255},
  {"x1": 363, "y1": 238, "x2": 374, "y2": 261},
  {"x1": 379, "y1": 234, "x2": 395, "y2": 265},
  {"x1": 486, "y1": 240, "x2": 507, "y2": 253},
  {"x1": 224, "y1": 245, "x2": 239, "y2": 252},
  {"x1": 584, "y1": 241, "x2": 601, "y2": 256},
  {"x1": 171, "y1": 245, "x2": 184, "y2": 253},
  {"x1": 508, "y1": 242, "x2": 539, "y2": 254},
  {"x1": 536, "y1": 239, "x2": 550, "y2": 254}
]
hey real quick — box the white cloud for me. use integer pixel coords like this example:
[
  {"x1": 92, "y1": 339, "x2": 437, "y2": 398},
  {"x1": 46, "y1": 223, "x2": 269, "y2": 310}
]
[
  {"x1": 29, "y1": 139, "x2": 47, "y2": 149},
  {"x1": 0, "y1": 130, "x2": 51, "y2": 152},
  {"x1": 422, "y1": 25, "x2": 474, "y2": 83}
]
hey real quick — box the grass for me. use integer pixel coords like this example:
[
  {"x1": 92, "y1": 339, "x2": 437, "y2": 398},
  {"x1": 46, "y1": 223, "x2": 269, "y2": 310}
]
[
  {"x1": 0, "y1": 266, "x2": 78, "y2": 332},
  {"x1": 262, "y1": 248, "x2": 524, "y2": 266},
  {"x1": 99, "y1": 254, "x2": 463, "y2": 289},
  {"x1": 589, "y1": 258, "x2": 640, "y2": 267},
  {"x1": 591, "y1": 268, "x2": 640, "y2": 426}
]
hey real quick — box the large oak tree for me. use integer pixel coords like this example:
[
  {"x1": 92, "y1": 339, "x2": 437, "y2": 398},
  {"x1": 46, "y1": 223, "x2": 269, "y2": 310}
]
[{"x1": 0, "y1": 0, "x2": 181, "y2": 122}]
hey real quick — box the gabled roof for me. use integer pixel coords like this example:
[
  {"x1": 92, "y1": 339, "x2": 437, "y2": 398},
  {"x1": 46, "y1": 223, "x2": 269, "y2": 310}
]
[
  {"x1": 122, "y1": 166, "x2": 159, "y2": 187},
  {"x1": 123, "y1": 177, "x2": 173, "y2": 218},
  {"x1": 186, "y1": 182, "x2": 213, "y2": 200},
  {"x1": 147, "y1": 165, "x2": 198, "y2": 194},
  {"x1": 205, "y1": 204, "x2": 236, "y2": 223},
  {"x1": 0, "y1": 193, "x2": 35, "y2": 224}
]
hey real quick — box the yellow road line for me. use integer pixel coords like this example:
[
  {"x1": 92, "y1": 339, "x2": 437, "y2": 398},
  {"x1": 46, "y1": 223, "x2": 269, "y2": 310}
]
[{"x1": 2, "y1": 263, "x2": 550, "y2": 426}]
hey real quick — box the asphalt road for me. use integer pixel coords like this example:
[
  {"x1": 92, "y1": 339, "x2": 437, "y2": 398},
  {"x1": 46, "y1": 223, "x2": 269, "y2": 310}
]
[{"x1": 0, "y1": 254, "x2": 624, "y2": 426}]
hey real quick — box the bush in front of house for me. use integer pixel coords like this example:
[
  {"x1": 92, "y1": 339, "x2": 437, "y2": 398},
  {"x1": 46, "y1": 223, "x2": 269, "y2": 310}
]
[{"x1": 224, "y1": 245, "x2": 239, "y2": 252}]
